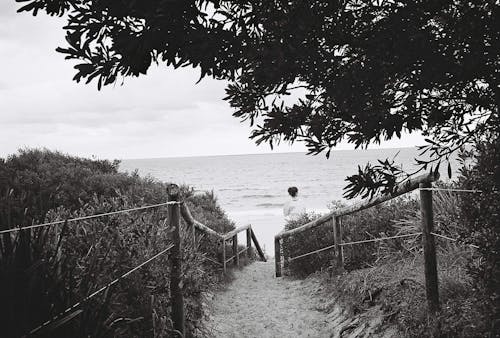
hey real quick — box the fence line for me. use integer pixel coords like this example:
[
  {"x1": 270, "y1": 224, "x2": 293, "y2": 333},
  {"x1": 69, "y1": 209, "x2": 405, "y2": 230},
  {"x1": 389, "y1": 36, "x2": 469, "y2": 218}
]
[
  {"x1": 27, "y1": 244, "x2": 175, "y2": 336},
  {"x1": 275, "y1": 173, "x2": 445, "y2": 312},
  {"x1": 0, "y1": 201, "x2": 180, "y2": 235},
  {"x1": 10, "y1": 183, "x2": 266, "y2": 337},
  {"x1": 419, "y1": 187, "x2": 483, "y2": 193},
  {"x1": 430, "y1": 232, "x2": 480, "y2": 249},
  {"x1": 288, "y1": 233, "x2": 422, "y2": 262}
]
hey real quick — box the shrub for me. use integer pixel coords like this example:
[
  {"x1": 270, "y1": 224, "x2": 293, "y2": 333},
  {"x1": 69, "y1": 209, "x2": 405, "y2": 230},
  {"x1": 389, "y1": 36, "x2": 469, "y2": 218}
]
[
  {"x1": 457, "y1": 134, "x2": 500, "y2": 335},
  {"x1": 283, "y1": 196, "x2": 421, "y2": 276},
  {"x1": 0, "y1": 149, "x2": 236, "y2": 337},
  {"x1": 282, "y1": 212, "x2": 333, "y2": 277}
]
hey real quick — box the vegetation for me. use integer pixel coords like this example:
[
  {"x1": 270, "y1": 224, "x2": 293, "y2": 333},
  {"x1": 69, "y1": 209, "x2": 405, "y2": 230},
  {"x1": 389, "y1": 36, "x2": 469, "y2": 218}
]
[
  {"x1": 283, "y1": 179, "x2": 497, "y2": 336},
  {"x1": 16, "y1": 0, "x2": 500, "y2": 198},
  {"x1": 0, "y1": 148, "x2": 236, "y2": 337},
  {"x1": 457, "y1": 133, "x2": 500, "y2": 334},
  {"x1": 8, "y1": 0, "x2": 499, "y2": 335},
  {"x1": 283, "y1": 196, "x2": 420, "y2": 276}
]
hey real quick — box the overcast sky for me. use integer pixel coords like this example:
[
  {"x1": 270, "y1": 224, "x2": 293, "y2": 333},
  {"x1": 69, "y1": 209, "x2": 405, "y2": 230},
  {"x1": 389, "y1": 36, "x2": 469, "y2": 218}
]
[{"x1": 0, "y1": 3, "x2": 424, "y2": 160}]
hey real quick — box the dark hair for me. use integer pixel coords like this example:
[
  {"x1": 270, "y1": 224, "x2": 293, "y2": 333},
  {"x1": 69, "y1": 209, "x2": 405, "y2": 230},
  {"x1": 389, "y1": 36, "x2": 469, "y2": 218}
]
[{"x1": 288, "y1": 186, "x2": 298, "y2": 197}]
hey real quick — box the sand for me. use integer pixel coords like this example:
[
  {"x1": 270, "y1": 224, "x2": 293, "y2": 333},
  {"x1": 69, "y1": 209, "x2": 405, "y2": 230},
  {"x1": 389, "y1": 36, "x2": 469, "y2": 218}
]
[
  {"x1": 204, "y1": 261, "x2": 399, "y2": 338},
  {"x1": 205, "y1": 261, "x2": 331, "y2": 338}
]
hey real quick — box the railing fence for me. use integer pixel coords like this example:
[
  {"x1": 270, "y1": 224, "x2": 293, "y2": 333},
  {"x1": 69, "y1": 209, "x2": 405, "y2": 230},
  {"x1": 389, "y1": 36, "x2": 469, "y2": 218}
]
[
  {"x1": 274, "y1": 172, "x2": 462, "y2": 313},
  {"x1": 0, "y1": 183, "x2": 266, "y2": 337}
]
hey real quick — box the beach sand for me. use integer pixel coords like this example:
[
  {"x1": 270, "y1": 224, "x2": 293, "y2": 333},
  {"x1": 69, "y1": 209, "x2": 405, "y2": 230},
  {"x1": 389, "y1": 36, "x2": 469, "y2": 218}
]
[
  {"x1": 204, "y1": 261, "x2": 398, "y2": 338},
  {"x1": 205, "y1": 261, "x2": 330, "y2": 337}
]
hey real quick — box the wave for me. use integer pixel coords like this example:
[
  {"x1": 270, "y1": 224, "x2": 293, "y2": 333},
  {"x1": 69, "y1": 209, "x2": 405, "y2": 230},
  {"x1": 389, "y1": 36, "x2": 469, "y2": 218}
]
[
  {"x1": 219, "y1": 188, "x2": 264, "y2": 192},
  {"x1": 242, "y1": 194, "x2": 277, "y2": 199},
  {"x1": 255, "y1": 203, "x2": 284, "y2": 208}
]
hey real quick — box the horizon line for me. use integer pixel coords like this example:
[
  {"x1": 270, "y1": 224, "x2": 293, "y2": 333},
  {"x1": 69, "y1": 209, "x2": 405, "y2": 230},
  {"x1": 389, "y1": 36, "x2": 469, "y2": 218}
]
[{"x1": 119, "y1": 146, "x2": 418, "y2": 161}]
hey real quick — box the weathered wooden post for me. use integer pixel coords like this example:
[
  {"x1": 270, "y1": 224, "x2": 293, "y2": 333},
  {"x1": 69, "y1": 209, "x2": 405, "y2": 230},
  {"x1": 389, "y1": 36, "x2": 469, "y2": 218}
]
[
  {"x1": 167, "y1": 184, "x2": 185, "y2": 336},
  {"x1": 420, "y1": 182, "x2": 440, "y2": 312},
  {"x1": 275, "y1": 237, "x2": 282, "y2": 277},
  {"x1": 283, "y1": 235, "x2": 289, "y2": 271},
  {"x1": 246, "y1": 227, "x2": 252, "y2": 258},
  {"x1": 333, "y1": 216, "x2": 344, "y2": 269},
  {"x1": 221, "y1": 238, "x2": 227, "y2": 273},
  {"x1": 251, "y1": 229, "x2": 266, "y2": 261},
  {"x1": 232, "y1": 234, "x2": 239, "y2": 267},
  {"x1": 180, "y1": 202, "x2": 196, "y2": 248}
]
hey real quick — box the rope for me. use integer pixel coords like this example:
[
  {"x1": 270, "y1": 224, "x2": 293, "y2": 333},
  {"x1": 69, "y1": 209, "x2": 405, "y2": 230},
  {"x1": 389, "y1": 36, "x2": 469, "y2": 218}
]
[
  {"x1": 203, "y1": 256, "x2": 222, "y2": 266},
  {"x1": 288, "y1": 233, "x2": 421, "y2": 262},
  {"x1": 419, "y1": 188, "x2": 483, "y2": 193},
  {"x1": 430, "y1": 232, "x2": 480, "y2": 249},
  {"x1": 27, "y1": 243, "x2": 175, "y2": 336},
  {"x1": 0, "y1": 201, "x2": 180, "y2": 235},
  {"x1": 288, "y1": 244, "x2": 336, "y2": 261},
  {"x1": 339, "y1": 233, "x2": 421, "y2": 247}
]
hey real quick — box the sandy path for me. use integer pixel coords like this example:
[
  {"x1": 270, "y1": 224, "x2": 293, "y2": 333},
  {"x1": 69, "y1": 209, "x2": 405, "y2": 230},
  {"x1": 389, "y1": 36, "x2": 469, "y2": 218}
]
[{"x1": 205, "y1": 261, "x2": 330, "y2": 338}]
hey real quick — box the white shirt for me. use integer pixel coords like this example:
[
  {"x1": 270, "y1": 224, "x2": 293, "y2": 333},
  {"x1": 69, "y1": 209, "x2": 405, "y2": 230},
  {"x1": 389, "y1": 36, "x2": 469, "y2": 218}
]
[{"x1": 283, "y1": 197, "x2": 306, "y2": 221}]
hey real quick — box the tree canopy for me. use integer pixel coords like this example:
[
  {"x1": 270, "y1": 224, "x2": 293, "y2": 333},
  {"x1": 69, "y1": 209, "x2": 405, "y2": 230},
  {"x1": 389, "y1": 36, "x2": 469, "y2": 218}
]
[{"x1": 17, "y1": 0, "x2": 500, "y2": 198}]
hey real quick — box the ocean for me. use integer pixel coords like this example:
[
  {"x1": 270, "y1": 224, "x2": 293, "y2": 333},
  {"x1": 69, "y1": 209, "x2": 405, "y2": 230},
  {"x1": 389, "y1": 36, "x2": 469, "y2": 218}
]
[{"x1": 120, "y1": 147, "x2": 454, "y2": 255}]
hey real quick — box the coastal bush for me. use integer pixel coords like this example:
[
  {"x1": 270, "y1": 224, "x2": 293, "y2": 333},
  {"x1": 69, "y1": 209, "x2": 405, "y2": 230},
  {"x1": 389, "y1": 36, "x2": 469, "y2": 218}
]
[
  {"x1": 283, "y1": 172, "x2": 496, "y2": 336},
  {"x1": 282, "y1": 212, "x2": 334, "y2": 277},
  {"x1": 456, "y1": 135, "x2": 500, "y2": 335},
  {"x1": 321, "y1": 245, "x2": 484, "y2": 337},
  {"x1": 283, "y1": 182, "x2": 470, "y2": 278},
  {"x1": 283, "y1": 196, "x2": 421, "y2": 276},
  {"x1": 0, "y1": 149, "x2": 236, "y2": 337}
]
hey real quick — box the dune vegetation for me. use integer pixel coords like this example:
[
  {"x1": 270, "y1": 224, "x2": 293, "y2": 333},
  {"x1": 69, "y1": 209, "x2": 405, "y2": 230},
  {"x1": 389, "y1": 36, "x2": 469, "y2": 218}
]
[
  {"x1": 283, "y1": 138, "x2": 499, "y2": 337},
  {"x1": 0, "y1": 148, "x2": 239, "y2": 337}
]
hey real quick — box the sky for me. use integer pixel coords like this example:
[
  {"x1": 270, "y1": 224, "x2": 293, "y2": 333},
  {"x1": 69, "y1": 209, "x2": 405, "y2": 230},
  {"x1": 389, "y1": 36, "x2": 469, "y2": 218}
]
[{"x1": 0, "y1": 3, "x2": 424, "y2": 160}]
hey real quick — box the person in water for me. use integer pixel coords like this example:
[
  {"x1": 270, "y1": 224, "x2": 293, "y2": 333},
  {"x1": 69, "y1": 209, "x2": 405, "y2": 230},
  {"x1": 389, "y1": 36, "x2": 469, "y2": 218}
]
[{"x1": 283, "y1": 186, "x2": 306, "y2": 221}]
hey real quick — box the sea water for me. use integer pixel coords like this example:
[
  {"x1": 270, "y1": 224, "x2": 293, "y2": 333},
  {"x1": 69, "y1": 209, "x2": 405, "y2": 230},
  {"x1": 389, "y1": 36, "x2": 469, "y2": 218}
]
[{"x1": 120, "y1": 147, "x2": 455, "y2": 256}]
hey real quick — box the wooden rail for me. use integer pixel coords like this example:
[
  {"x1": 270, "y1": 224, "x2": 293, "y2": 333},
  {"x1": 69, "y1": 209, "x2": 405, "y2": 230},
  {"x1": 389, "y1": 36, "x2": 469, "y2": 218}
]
[
  {"x1": 20, "y1": 184, "x2": 266, "y2": 338},
  {"x1": 167, "y1": 184, "x2": 267, "y2": 336},
  {"x1": 181, "y1": 204, "x2": 266, "y2": 273},
  {"x1": 180, "y1": 203, "x2": 220, "y2": 238},
  {"x1": 274, "y1": 172, "x2": 441, "y2": 313},
  {"x1": 276, "y1": 172, "x2": 439, "y2": 240}
]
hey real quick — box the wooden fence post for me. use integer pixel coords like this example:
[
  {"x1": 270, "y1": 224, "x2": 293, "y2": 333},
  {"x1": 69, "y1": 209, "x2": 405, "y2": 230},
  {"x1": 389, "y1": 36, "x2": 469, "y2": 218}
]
[
  {"x1": 251, "y1": 229, "x2": 266, "y2": 262},
  {"x1": 232, "y1": 234, "x2": 239, "y2": 267},
  {"x1": 221, "y1": 238, "x2": 227, "y2": 273},
  {"x1": 246, "y1": 227, "x2": 252, "y2": 258},
  {"x1": 275, "y1": 237, "x2": 282, "y2": 277},
  {"x1": 167, "y1": 184, "x2": 185, "y2": 336},
  {"x1": 283, "y1": 236, "x2": 289, "y2": 271},
  {"x1": 420, "y1": 182, "x2": 440, "y2": 312},
  {"x1": 333, "y1": 216, "x2": 344, "y2": 269}
]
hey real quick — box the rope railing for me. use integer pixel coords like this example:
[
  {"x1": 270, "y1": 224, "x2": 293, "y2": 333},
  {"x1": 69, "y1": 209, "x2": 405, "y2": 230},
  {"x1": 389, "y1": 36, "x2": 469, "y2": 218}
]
[
  {"x1": 203, "y1": 256, "x2": 223, "y2": 266},
  {"x1": 0, "y1": 201, "x2": 180, "y2": 235},
  {"x1": 7, "y1": 183, "x2": 267, "y2": 337},
  {"x1": 287, "y1": 230, "x2": 481, "y2": 263},
  {"x1": 27, "y1": 243, "x2": 175, "y2": 336},
  {"x1": 419, "y1": 187, "x2": 483, "y2": 193},
  {"x1": 288, "y1": 233, "x2": 422, "y2": 262},
  {"x1": 430, "y1": 232, "x2": 480, "y2": 249},
  {"x1": 274, "y1": 173, "x2": 493, "y2": 314}
]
